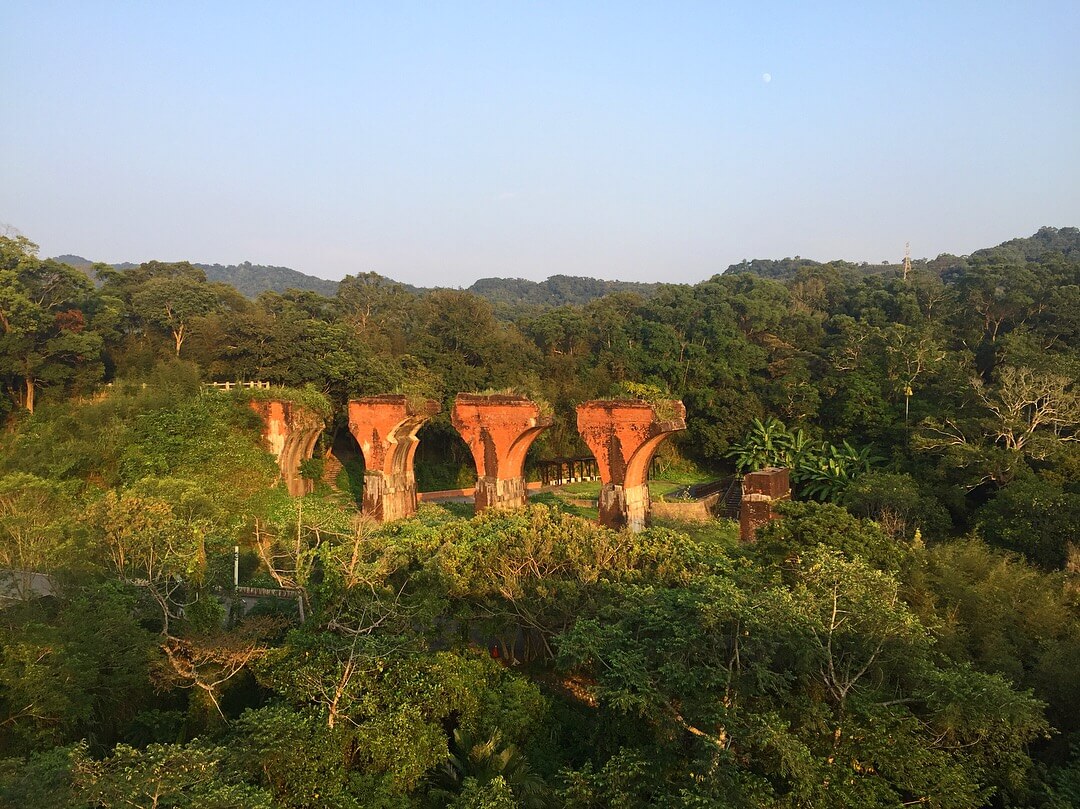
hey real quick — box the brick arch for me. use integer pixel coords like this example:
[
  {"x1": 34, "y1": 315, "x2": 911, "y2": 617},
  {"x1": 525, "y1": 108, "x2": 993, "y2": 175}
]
[
  {"x1": 249, "y1": 400, "x2": 326, "y2": 496},
  {"x1": 575, "y1": 399, "x2": 686, "y2": 531},
  {"x1": 623, "y1": 431, "x2": 676, "y2": 491},
  {"x1": 451, "y1": 394, "x2": 553, "y2": 513},
  {"x1": 347, "y1": 395, "x2": 441, "y2": 521}
]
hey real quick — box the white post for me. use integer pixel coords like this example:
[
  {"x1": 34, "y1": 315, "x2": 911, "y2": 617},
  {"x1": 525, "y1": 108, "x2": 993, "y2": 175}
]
[{"x1": 233, "y1": 546, "x2": 239, "y2": 588}]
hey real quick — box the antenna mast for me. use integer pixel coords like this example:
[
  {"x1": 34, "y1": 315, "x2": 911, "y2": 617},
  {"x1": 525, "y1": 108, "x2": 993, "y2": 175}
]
[{"x1": 903, "y1": 242, "x2": 912, "y2": 281}]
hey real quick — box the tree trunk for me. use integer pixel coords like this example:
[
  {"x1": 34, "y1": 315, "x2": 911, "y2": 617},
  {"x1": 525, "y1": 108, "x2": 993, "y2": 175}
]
[{"x1": 25, "y1": 378, "x2": 34, "y2": 414}]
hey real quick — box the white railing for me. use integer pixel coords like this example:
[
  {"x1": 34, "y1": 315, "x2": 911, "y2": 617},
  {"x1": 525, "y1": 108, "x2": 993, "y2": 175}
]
[{"x1": 206, "y1": 381, "x2": 273, "y2": 391}]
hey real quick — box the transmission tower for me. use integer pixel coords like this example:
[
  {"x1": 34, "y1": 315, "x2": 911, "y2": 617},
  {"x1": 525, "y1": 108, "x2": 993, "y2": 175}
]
[{"x1": 903, "y1": 241, "x2": 912, "y2": 281}]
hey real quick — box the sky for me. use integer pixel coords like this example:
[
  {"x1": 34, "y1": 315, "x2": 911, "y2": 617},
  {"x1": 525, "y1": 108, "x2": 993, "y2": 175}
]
[{"x1": 2, "y1": 2, "x2": 1078, "y2": 287}]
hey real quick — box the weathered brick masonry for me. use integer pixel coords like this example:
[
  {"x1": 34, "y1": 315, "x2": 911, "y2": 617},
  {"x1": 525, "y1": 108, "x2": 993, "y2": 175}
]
[
  {"x1": 739, "y1": 467, "x2": 791, "y2": 541},
  {"x1": 249, "y1": 399, "x2": 326, "y2": 496},
  {"x1": 575, "y1": 399, "x2": 686, "y2": 531},
  {"x1": 451, "y1": 394, "x2": 553, "y2": 514},
  {"x1": 347, "y1": 395, "x2": 441, "y2": 522}
]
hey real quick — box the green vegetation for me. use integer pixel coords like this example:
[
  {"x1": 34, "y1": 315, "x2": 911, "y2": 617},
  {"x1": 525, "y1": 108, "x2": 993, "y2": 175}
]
[
  {"x1": 468, "y1": 274, "x2": 662, "y2": 311},
  {"x1": 239, "y1": 384, "x2": 334, "y2": 419},
  {"x1": 610, "y1": 381, "x2": 682, "y2": 422},
  {"x1": 1, "y1": 227, "x2": 1078, "y2": 806},
  {"x1": 727, "y1": 416, "x2": 879, "y2": 502}
]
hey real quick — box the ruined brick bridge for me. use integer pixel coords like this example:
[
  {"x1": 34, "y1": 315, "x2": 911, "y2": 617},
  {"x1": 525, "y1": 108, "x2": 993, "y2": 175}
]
[
  {"x1": 245, "y1": 391, "x2": 690, "y2": 531},
  {"x1": 244, "y1": 390, "x2": 789, "y2": 537}
]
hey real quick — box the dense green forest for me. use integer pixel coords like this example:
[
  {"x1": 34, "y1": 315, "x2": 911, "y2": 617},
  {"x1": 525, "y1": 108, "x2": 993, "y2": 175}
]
[{"x1": 1, "y1": 227, "x2": 1078, "y2": 807}]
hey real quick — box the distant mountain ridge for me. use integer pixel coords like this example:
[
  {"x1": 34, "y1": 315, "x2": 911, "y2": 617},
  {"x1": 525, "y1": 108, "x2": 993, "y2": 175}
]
[
  {"x1": 51, "y1": 226, "x2": 1080, "y2": 304},
  {"x1": 971, "y1": 225, "x2": 1080, "y2": 262},
  {"x1": 55, "y1": 256, "x2": 340, "y2": 299},
  {"x1": 199, "y1": 261, "x2": 340, "y2": 298},
  {"x1": 51, "y1": 255, "x2": 665, "y2": 305},
  {"x1": 716, "y1": 227, "x2": 1080, "y2": 281}
]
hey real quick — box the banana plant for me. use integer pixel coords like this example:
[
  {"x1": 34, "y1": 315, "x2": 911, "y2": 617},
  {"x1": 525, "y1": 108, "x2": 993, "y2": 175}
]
[
  {"x1": 795, "y1": 440, "x2": 881, "y2": 501},
  {"x1": 726, "y1": 416, "x2": 795, "y2": 472},
  {"x1": 729, "y1": 417, "x2": 879, "y2": 502}
]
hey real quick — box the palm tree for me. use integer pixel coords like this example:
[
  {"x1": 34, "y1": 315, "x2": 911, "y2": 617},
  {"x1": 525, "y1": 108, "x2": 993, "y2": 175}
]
[{"x1": 425, "y1": 727, "x2": 549, "y2": 808}]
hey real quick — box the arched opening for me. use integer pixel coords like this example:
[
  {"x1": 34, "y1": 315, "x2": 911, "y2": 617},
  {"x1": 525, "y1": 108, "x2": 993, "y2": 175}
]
[
  {"x1": 624, "y1": 432, "x2": 676, "y2": 491},
  {"x1": 323, "y1": 413, "x2": 365, "y2": 504},
  {"x1": 414, "y1": 419, "x2": 477, "y2": 492}
]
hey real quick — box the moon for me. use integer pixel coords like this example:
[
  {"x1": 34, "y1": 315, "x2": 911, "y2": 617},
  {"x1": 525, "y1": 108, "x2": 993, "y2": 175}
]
[{"x1": 762, "y1": 73, "x2": 772, "y2": 83}]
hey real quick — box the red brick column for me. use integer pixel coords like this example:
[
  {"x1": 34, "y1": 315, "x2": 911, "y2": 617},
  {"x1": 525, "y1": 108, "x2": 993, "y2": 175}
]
[
  {"x1": 575, "y1": 399, "x2": 687, "y2": 531},
  {"x1": 451, "y1": 394, "x2": 553, "y2": 514},
  {"x1": 249, "y1": 400, "x2": 326, "y2": 496},
  {"x1": 347, "y1": 395, "x2": 441, "y2": 522},
  {"x1": 739, "y1": 467, "x2": 791, "y2": 541}
]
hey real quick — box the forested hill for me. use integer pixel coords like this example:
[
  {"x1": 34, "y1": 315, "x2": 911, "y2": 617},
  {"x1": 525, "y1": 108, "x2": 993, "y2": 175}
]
[
  {"x1": 723, "y1": 255, "x2": 929, "y2": 280},
  {"x1": 197, "y1": 261, "x2": 342, "y2": 298},
  {"x1": 6, "y1": 223, "x2": 1080, "y2": 805},
  {"x1": 721, "y1": 226, "x2": 1080, "y2": 281},
  {"x1": 467, "y1": 274, "x2": 663, "y2": 306},
  {"x1": 53, "y1": 256, "x2": 661, "y2": 305},
  {"x1": 56, "y1": 256, "x2": 342, "y2": 299},
  {"x1": 971, "y1": 225, "x2": 1080, "y2": 261}
]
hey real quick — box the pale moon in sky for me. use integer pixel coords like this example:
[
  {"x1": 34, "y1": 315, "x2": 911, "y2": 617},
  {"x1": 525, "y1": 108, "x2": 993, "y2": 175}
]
[{"x1": 762, "y1": 72, "x2": 772, "y2": 83}]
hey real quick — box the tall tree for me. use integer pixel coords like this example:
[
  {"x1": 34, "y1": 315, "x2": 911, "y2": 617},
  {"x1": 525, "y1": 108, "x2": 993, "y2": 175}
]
[
  {"x1": 129, "y1": 266, "x2": 221, "y2": 356},
  {"x1": 0, "y1": 237, "x2": 103, "y2": 412}
]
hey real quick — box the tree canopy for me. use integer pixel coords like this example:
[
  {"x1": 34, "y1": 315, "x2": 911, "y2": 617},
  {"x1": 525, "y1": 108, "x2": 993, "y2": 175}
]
[{"x1": 1, "y1": 226, "x2": 1078, "y2": 806}]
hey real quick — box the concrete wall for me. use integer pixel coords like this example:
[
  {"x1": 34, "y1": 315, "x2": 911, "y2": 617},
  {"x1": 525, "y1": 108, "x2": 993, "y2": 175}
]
[{"x1": 650, "y1": 492, "x2": 721, "y2": 523}]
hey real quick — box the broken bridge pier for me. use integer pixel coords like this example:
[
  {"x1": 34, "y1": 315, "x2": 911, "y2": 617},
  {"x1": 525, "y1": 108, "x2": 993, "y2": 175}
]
[
  {"x1": 451, "y1": 394, "x2": 553, "y2": 514},
  {"x1": 347, "y1": 395, "x2": 441, "y2": 522},
  {"x1": 575, "y1": 399, "x2": 687, "y2": 531},
  {"x1": 249, "y1": 399, "x2": 326, "y2": 496},
  {"x1": 739, "y1": 467, "x2": 791, "y2": 542}
]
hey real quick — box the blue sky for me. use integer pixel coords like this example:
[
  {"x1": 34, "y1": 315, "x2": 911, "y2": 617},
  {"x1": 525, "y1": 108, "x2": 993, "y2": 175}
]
[{"x1": 2, "y1": 2, "x2": 1078, "y2": 286}]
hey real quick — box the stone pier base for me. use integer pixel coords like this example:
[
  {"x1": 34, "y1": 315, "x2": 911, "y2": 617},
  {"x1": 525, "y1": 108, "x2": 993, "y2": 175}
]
[
  {"x1": 362, "y1": 471, "x2": 421, "y2": 523},
  {"x1": 473, "y1": 475, "x2": 529, "y2": 512},
  {"x1": 597, "y1": 482, "x2": 653, "y2": 532}
]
